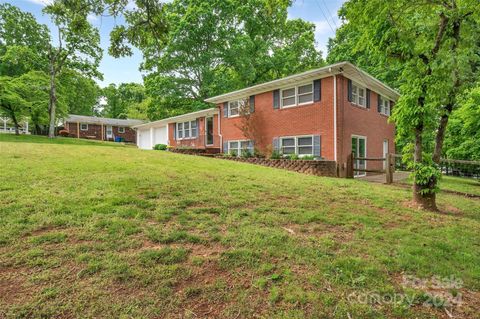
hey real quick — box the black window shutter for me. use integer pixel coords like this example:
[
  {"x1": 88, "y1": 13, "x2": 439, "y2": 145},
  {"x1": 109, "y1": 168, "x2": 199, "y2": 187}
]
[
  {"x1": 223, "y1": 102, "x2": 228, "y2": 118},
  {"x1": 390, "y1": 100, "x2": 394, "y2": 113},
  {"x1": 249, "y1": 95, "x2": 255, "y2": 113},
  {"x1": 347, "y1": 79, "x2": 352, "y2": 102},
  {"x1": 378, "y1": 95, "x2": 382, "y2": 112},
  {"x1": 273, "y1": 90, "x2": 280, "y2": 109},
  {"x1": 366, "y1": 89, "x2": 371, "y2": 108},
  {"x1": 313, "y1": 79, "x2": 321, "y2": 102}
]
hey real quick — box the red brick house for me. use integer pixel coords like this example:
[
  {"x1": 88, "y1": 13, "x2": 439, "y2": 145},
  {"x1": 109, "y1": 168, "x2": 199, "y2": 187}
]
[
  {"x1": 134, "y1": 108, "x2": 220, "y2": 151},
  {"x1": 136, "y1": 62, "x2": 399, "y2": 176},
  {"x1": 64, "y1": 115, "x2": 143, "y2": 143}
]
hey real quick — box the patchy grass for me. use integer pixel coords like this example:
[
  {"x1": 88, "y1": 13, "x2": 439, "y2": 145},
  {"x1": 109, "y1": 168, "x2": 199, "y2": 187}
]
[
  {"x1": 1, "y1": 134, "x2": 479, "y2": 318},
  {"x1": 400, "y1": 172, "x2": 480, "y2": 196}
]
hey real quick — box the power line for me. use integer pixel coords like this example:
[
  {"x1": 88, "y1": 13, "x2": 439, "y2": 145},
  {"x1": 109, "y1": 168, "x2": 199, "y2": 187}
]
[
  {"x1": 319, "y1": 0, "x2": 338, "y2": 30},
  {"x1": 313, "y1": 0, "x2": 336, "y2": 34}
]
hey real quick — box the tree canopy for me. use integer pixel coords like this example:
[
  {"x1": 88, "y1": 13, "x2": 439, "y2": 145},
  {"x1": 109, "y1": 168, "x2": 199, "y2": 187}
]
[
  {"x1": 329, "y1": 0, "x2": 480, "y2": 209},
  {"x1": 108, "y1": 0, "x2": 324, "y2": 119}
]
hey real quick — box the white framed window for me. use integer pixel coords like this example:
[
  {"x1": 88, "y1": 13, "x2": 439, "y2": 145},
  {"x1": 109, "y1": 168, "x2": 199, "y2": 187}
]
[
  {"x1": 379, "y1": 96, "x2": 390, "y2": 116},
  {"x1": 281, "y1": 83, "x2": 314, "y2": 108},
  {"x1": 80, "y1": 123, "x2": 88, "y2": 131},
  {"x1": 176, "y1": 120, "x2": 197, "y2": 139},
  {"x1": 351, "y1": 82, "x2": 366, "y2": 107},
  {"x1": 280, "y1": 136, "x2": 314, "y2": 156},
  {"x1": 228, "y1": 140, "x2": 253, "y2": 156},
  {"x1": 118, "y1": 127, "x2": 125, "y2": 133},
  {"x1": 228, "y1": 99, "x2": 247, "y2": 117}
]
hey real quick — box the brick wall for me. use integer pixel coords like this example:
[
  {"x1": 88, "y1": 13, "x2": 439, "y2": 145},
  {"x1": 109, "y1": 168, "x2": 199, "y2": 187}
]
[
  {"x1": 336, "y1": 75, "x2": 395, "y2": 173},
  {"x1": 168, "y1": 114, "x2": 220, "y2": 149},
  {"x1": 65, "y1": 122, "x2": 137, "y2": 143},
  {"x1": 218, "y1": 76, "x2": 335, "y2": 159}
]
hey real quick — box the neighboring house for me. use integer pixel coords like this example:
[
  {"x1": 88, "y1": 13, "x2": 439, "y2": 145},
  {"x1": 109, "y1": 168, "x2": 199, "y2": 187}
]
[
  {"x1": 136, "y1": 62, "x2": 399, "y2": 176},
  {"x1": 64, "y1": 115, "x2": 143, "y2": 143},
  {"x1": 134, "y1": 108, "x2": 220, "y2": 151}
]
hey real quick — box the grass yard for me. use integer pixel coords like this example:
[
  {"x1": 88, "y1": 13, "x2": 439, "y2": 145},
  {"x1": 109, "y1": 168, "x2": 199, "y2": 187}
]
[{"x1": 1, "y1": 134, "x2": 479, "y2": 318}]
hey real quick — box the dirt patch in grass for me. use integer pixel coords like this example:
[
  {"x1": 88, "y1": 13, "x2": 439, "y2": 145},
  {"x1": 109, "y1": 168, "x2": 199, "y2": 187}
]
[
  {"x1": 0, "y1": 267, "x2": 37, "y2": 305},
  {"x1": 281, "y1": 222, "x2": 357, "y2": 243}
]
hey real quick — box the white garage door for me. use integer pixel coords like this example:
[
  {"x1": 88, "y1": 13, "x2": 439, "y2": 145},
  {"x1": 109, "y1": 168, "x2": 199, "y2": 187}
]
[
  {"x1": 153, "y1": 126, "x2": 168, "y2": 146},
  {"x1": 138, "y1": 129, "x2": 151, "y2": 150}
]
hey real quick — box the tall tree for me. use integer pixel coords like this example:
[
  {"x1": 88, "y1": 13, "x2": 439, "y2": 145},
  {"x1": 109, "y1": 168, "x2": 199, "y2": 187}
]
[
  {"x1": 43, "y1": 0, "x2": 102, "y2": 138},
  {"x1": 444, "y1": 85, "x2": 480, "y2": 161},
  {"x1": 101, "y1": 83, "x2": 146, "y2": 119},
  {"x1": 0, "y1": 71, "x2": 50, "y2": 135},
  {"x1": 58, "y1": 69, "x2": 101, "y2": 116},
  {"x1": 335, "y1": 0, "x2": 479, "y2": 210},
  {"x1": 108, "y1": 0, "x2": 323, "y2": 119}
]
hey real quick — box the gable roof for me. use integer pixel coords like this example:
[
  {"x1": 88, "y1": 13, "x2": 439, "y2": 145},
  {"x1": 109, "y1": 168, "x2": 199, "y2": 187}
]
[
  {"x1": 132, "y1": 108, "x2": 218, "y2": 129},
  {"x1": 65, "y1": 114, "x2": 144, "y2": 127},
  {"x1": 204, "y1": 61, "x2": 400, "y2": 104}
]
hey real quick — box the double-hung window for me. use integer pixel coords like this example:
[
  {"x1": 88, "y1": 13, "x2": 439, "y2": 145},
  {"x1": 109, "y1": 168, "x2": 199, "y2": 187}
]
[
  {"x1": 176, "y1": 120, "x2": 197, "y2": 139},
  {"x1": 228, "y1": 99, "x2": 247, "y2": 117},
  {"x1": 379, "y1": 96, "x2": 390, "y2": 116},
  {"x1": 228, "y1": 140, "x2": 253, "y2": 156},
  {"x1": 280, "y1": 136, "x2": 313, "y2": 156},
  {"x1": 351, "y1": 82, "x2": 366, "y2": 107},
  {"x1": 80, "y1": 123, "x2": 88, "y2": 131},
  {"x1": 281, "y1": 83, "x2": 313, "y2": 108}
]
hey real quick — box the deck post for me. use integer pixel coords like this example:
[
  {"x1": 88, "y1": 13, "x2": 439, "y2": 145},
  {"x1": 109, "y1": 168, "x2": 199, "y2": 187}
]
[
  {"x1": 346, "y1": 152, "x2": 354, "y2": 178},
  {"x1": 386, "y1": 153, "x2": 393, "y2": 184},
  {"x1": 77, "y1": 122, "x2": 80, "y2": 138}
]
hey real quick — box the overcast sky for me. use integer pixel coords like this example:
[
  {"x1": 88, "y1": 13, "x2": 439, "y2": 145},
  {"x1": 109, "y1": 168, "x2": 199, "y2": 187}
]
[{"x1": 2, "y1": 0, "x2": 344, "y2": 87}]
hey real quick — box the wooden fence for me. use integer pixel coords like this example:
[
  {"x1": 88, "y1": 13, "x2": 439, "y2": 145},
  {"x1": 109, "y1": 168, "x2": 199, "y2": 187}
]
[{"x1": 346, "y1": 153, "x2": 395, "y2": 184}]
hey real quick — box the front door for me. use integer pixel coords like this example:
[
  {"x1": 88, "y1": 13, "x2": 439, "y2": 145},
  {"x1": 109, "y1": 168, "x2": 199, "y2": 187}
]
[
  {"x1": 206, "y1": 117, "x2": 213, "y2": 146},
  {"x1": 352, "y1": 136, "x2": 366, "y2": 177},
  {"x1": 106, "y1": 125, "x2": 113, "y2": 140}
]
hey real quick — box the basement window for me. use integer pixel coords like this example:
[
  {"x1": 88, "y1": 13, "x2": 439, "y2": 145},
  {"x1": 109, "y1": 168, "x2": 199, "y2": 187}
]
[
  {"x1": 118, "y1": 127, "x2": 125, "y2": 133},
  {"x1": 280, "y1": 136, "x2": 313, "y2": 156},
  {"x1": 80, "y1": 123, "x2": 88, "y2": 131}
]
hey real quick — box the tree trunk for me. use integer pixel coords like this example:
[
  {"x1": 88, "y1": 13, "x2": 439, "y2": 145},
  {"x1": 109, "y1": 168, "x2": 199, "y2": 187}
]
[
  {"x1": 413, "y1": 120, "x2": 437, "y2": 210},
  {"x1": 11, "y1": 112, "x2": 20, "y2": 135},
  {"x1": 48, "y1": 59, "x2": 57, "y2": 138}
]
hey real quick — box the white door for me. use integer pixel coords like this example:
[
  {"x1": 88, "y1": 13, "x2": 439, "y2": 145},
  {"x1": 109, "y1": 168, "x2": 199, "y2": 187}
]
[
  {"x1": 106, "y1": 125, "x2": 113, "y2": 139},
  {"x1": 138, "y1": 129, "x2": 151, "y2": 149},
  {"x1": 352, "y1": 136, "x2": 367, "y2": 177},
  {"x1": 383, "y1": 139, "x2": 389, "y2": 169},
  {"x1": 153, "y1": 126, "x2": 168, "y2": 146}
]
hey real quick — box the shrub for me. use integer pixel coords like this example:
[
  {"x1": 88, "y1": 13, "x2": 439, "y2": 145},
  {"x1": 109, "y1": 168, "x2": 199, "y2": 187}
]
[
  {"x1": 301, "y1": 155, "x2": 315, "y2": 160},
  {"x1": 229, "y1": 150, "x2": 238, "y2": 157},
  {"x1": 270, "y1": 150, "x2": 281, "y2": 159},
  {"x1": 241, "y1": 149, "x2": 253, "y2": 158},
  {"x1": 287, "y1": 153, "x2": 300, "y2": 160},
  {"x1": 58, "y1": 130, "x2": 70, "y2": 137},
  {"x1": 153, "y1": 144, "x2": 168, "y2": 150}
]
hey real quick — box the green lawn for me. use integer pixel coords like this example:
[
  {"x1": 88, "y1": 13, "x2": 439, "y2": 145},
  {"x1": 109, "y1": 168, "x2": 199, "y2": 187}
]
[{"x1": 1, "y1": 134, "x2": 479, "y2": 318}]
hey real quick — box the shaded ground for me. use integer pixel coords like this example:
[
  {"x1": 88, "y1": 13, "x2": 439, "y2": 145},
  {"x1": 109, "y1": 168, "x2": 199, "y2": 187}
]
[{"x1": 1, "y1": 134, "x2": 479, "y2": 318}]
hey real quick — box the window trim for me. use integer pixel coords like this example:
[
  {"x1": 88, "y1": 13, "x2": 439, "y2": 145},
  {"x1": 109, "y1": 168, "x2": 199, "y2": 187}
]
[
  {"x1": 227, "y1": 139, "x2": 253, "y2": 156},
  {"x1": 351, "y1": 81, "x2": 367, "y2": 108},
  {"x1": 279, "y1": 135, "x2": 314, "y2": 157},
  {"x1": 118, "y1": 126, "x2": 125, "y2": 133},
  {"x1": 80, "y1": 123, "x2": 88, "y2": 131},
  {"x1": 227, "y1": 99, "x2": 247, "y2": 118},
  {"x1": 176, "y1": 119, "x2": 198, "y2": 140},
  {"x1": 379, "y1": 95, "x2": 390, "y2": 116},
  {"x1": 280, "y1": 82, "x2": 314, "y2": 109},
  {"x1": 351, "y1": 134, "x2": 368, "y2": 177}
]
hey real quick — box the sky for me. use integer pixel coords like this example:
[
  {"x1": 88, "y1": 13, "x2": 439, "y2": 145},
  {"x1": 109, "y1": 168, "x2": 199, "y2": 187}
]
[{"x1": 1, "y1": 0, "x2": 344, "y2": 87}]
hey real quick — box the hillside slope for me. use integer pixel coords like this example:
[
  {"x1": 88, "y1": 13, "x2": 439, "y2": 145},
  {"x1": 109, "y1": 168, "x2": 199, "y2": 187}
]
[{"x1": 1, "y1": 134, "x2": 479, "y2": 318}]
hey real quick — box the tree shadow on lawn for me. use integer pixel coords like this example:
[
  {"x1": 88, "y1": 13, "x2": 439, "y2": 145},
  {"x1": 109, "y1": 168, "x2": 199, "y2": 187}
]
[{"x1": 0, "y1": 133, "x2": 130, "y2": 148}]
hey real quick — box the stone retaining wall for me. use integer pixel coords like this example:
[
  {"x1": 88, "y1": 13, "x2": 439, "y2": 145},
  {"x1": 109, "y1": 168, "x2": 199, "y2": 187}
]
[{"x1": 219, "y1": 156, "x2": 338, "y2": 177}]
